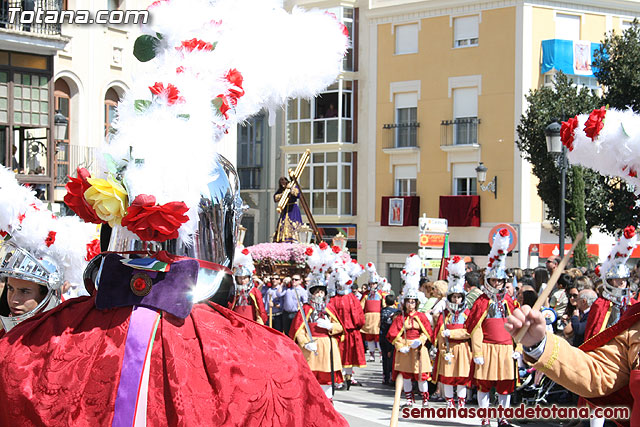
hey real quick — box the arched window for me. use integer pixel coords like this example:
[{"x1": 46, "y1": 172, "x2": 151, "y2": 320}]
[
  {"x1": 104, "y1": 87, "x2": 119, "y2": 140},
  {"x1": 54, "y1": 78, "x2": 70, "y2": 186}
]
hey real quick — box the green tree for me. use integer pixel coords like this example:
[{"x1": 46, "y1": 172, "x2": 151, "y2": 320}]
[{"x1": 593, "y1": 19, "x2": 640, "y2": 112}]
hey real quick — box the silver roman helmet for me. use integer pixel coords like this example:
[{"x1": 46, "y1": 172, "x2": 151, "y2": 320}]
[
  {"x1": 0, "y1": 167, "x2": 99, "y2": 332},
  {"x1": 482, "y1": 229, "x2": 511, "y2": 298}
]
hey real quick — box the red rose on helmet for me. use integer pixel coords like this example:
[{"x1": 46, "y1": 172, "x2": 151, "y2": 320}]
[
  {"x1": 560, "y1": 116, "x2": 579, "y2": 151},
  {"x1": 226, "y1": 69, "x2": 245, "y2": 104},
  {"x1": 242, "y1": 248, "x2": 250, "y2": 256},
  {"x1": 305, "y1": 247, "x2": 314, "y2": 256},
  {"x1": 452, "y1": 255, "x2": 461, "y2": 263},
  {"x1": 64, "y1": 167, "x2": 103, "y2": 224},
  {"x1": 319, "y1": 242, "x2": 328, "y2": 250},
  {"x1": 346, "y1": 280, "x2": 352, "y2": 285},
  {"x1": 367, "y1": 262, "x2": 372, "y2": 267},
  {"x1": 498, "y1": 250, "x2": 504, "y2": 255},
  {"x1": 595, "y1": 265, "x2": 601, "y2": 276},
  {"x1": 332, "y1": 245, "x2": 341, "y2": 254},
  {"x1": 121, "y1": 194, "x2": 189, "y2": 242},
  {"x1": 584, "y1": 107, "x2": 607, "y2": 141},
  {"x1": 149, "y1": 82, "x2": 184, "y2": 106},
  {"x1": 624, "y1": 225, "x2": 636, "y2": 239},
  {"x1": 177, "y1": 38, "x2": 214, "y2": 53},
  {"x1": 499, "y1": 229, "x2": 509, "y2": 237},
  {"x1": 85, "y1": 239, "x2": 101, "y2": 261},
  {"x1": 45, "y1": 231, "x2": 56, "y2": 247}
]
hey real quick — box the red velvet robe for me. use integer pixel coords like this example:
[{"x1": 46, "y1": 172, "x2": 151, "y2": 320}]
[
  {"x1": 584, "y1": 296, "x2": 636, "y2": 341},
  {"x1": 328, "y1": 293, "x2": 366, "y2": 368},
  {"x1": 0, "y1": 296, "x2": 348, "y2": 426},
  {"x1": 228, "y1": 286, "x2": 268, "y2": 324}
]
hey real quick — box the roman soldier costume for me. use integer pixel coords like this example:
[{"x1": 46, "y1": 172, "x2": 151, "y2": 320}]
[
  {"x1": 361, "y1": 262, "x2": 387, "y2": 361},
  {"x1": 433, "y1": 255, "x2": 472, "y2": 408},
  {"x1": 465, "y1": 230, "x2": 521, "y2": 427},
  {"x1": 290, "y1": 243, "x2": 344, "y2": 400},
  {"x1": 584, "y1": 226, "x2": 638, "y2": 341},
  {"x1": 229, "y1": 246, "x2": 267, "y2": 324},
  {"x1": 0, "y1": 1, "x2": 350, "y2": 425},
  {"x1": 328, "y1": 259, "x2": 366, "y2": 389},
  {"x1": 387, "y1": 254, "x2": 434, "y2": 408}
]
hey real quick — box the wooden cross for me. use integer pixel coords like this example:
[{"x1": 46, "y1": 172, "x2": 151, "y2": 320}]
[{"x1": 277, "y1": 149, "x2": 322, "y2": 243}]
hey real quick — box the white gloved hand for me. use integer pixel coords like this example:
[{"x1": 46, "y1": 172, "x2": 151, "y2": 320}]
[
  {"x1": 442, "y1": 329, "x2": 451, "y2": 338},
  {"x1": 399, "y1": 346, "x2": 410, "y2": 354},
  {"x1": 512, "y1": 351, "x2": 522, "y2": 360},
  {"x1": 316, "y1": 317, "x2": 333, "y2": 331},
  {"x1": 410, "y1": 339, "x2": 421, "y2": 349},
  {"x1": 473, "y1": 356, "x2": 484, "y2": 365},
  {"x1": 304, "y1": 341, "x2": 318, "y2": 352}
]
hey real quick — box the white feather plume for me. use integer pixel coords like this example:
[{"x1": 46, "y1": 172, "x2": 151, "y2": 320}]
[
  {"x1": 487, "y1": 230, "x2": 510, "y2": 274},
  {"x1": 446, "y1": 256, "x2": 466, "y2": 295}
]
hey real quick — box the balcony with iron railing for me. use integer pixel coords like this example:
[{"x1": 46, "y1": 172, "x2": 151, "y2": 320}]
[
  {"x1": 0, "y1": 0, "x2": 63, "y2": 35},
  {"x1": 238, "y1": 167, "x2": 262, "y2": 190},
  {"x1": 440, "y1": 117, "x2": 481, "y2": 149},
  {"x1": 382, "y1": 122, "x2": 420, "y2": 150},
  {"x1": 54, "y1": 143, "x2": 98, "y2": 186}
]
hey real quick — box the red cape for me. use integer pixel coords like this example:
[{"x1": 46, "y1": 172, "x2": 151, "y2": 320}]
[
  {"x1": 386, "y1": 311, "x2": 433, "y2": 344},
  {"x1": 464, "y1": 293, "x2": 517, "y2": 335},
  {"x1": 584, "y1": 297, "x2": 637, "y2": 341},
  {"x1": 0, "y1": 296, "x2": 348, "y2": 426},
  {"x1": 328, "y1": 294, "x2": 365, "y2": 330},
  {"x1": 228, "y1": 286, "x2": 268, "y2": 324}
]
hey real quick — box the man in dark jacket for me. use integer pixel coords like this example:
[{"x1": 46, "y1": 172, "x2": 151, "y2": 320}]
[{"x1": 379, "y1": 294, "x2": 400, "y2": 385}]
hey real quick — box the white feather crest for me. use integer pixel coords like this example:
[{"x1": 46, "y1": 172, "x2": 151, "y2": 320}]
[
  {"x1": 0, "y1": 167, "x2": 99, "y2": 288},
  {"x1": 345, "y1": 259, "x2": 364, "y2": 281},
  {"x1": 446, "y1": 256, "x2": 466, "y2": 294},
  {"x1": 401, "y1": 253, "x2": 422, "y2": 289},
  {"x1": 487, "y1": 230, "x2": 510, "y2": 273},
  {"x1": 233, "y1": 245, "x2": 255, "y2": 273},
  {"x1": 87, "y1": 0, "x2": 348, "y2": 244},
  {"x1": 365, "y1": 262, "x2": 380, "y2": 283},
  {"x1": 564, "y1": 108, "x2": 640, "y2": 191},
  {"x1": 599, "y1": 226, "x2": 638, "y2": 279}
]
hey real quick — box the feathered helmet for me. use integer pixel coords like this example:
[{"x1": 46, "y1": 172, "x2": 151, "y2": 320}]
[
  {"x1": 345, "y1": 258, "x2": 364, "y2": 284},
  {"x1": 330, "y1": 266, "x2": 353, "y2": 296},
  {"x1": 233, "y1": 246, "x2": 255, "y2": 278},
  {"x1": 380, "y1": 277, "x2": 391, "y2": 293},
  {"x1": 62, "y1": 0, "x2": 348, "y2": 307},
  {"x1": 400, "y1": 254, "x2": 422, "y2": 304},
  {"x1": 365, "y1": 262, "x2": 380, "y2": 285},
  {"x1": 0, "y1": 167, "x2": 100, "y2": 331},
  {"x1": 484, "y1": 229, "x2": 510, "y2": 295},
  {"x1": 304, "y1": 242, "x2": 338, "y2": 296},
  {"x1": 446, "y1": 255, "x2": 466, "y2": 312},
  {"x1": 598, "y1": 226, "x2": 637, "y2": 303}
]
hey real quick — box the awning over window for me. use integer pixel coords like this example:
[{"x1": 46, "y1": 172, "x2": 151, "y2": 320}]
[
  {"x1": 438, "y1": 195, "x2": 480, "y2": 227},
  {"x1": 541, "y1": 39, "x2": 601, "y2": 77}
]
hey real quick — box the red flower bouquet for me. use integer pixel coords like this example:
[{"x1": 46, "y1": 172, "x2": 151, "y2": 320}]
[
  {"x1": 121, "y1": 194, "x2": 189, "y2": 242},
  {"x1": 149, "y1": 82, "x2": 184, "y2": 105}
]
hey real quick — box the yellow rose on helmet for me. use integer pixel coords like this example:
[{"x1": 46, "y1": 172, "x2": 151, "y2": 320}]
[{"x1": 84, "y1": 177, "x2": 128, "y2": 226}]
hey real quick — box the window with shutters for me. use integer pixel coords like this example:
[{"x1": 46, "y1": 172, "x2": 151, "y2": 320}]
[
  {"x1": 395, "y1": 23, "x2": 419, "y2": 55},
  {"x1": 452, "y1": 87, "x2": 478, "y2": 145},
  {"x1": 453, "y1": 16, "x2": 478, "y2": 48}
]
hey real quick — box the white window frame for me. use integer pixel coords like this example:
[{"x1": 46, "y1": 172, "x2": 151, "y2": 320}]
[
  {"x1": 394, "y1": 23, "x2": 419, "y2": 55},
  {"x1": 555, "y1": 13, "x2": 581, "y2": 40},
  {"x1": 453, "y1": 15, "x2": 479, "y2": 48},
  {"x1": 394, "y1": 165, "x2": 417, "y2": 196},
  {"x1": 452, "y1": 163, "x2": 478, "y2": 195}
]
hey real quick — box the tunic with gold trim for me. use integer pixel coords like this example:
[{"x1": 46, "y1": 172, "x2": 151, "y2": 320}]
[
  {"x1": 465, "y1": 293, "x2": 520, "y2": 381},
  {"x1": 433, "y1": 308, "x2": 472, "y2": 385},
  {"x1": 290, "y1": 303, "x2": 344, "y2": 385},
  {"x1": 386, "y1": 311, "x2": 433, "y2": 380}
]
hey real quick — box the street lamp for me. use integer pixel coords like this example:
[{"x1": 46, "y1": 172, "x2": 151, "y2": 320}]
[
  {"x1": 297, "y1": 224, "x2": 313, "y2": 245},
  {"x1": 54, "y1": 110, "x2": 68, "y2": 142},
  {"x1": 475, "y1": 162, "x2": 497, "y2": 199},
  {"x1": 544, "y1": 119, "x2": 567, "y2": 257}
]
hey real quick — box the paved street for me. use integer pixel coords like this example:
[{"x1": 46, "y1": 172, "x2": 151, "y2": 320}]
[{"x1": 333, "y1": 356, "x2": 570, "y2": 427}]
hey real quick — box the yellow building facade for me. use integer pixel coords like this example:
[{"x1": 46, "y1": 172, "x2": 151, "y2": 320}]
[{"x1": 282, "y1": 0, "x2": 640, "y2": 290}]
